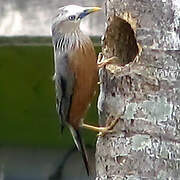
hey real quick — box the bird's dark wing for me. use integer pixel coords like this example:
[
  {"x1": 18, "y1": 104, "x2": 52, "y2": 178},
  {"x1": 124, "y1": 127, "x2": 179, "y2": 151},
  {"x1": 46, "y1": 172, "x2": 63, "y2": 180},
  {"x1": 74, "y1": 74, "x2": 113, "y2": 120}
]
[{"x1": 53, "y1": 52, "x2": 75, "y2": 133}]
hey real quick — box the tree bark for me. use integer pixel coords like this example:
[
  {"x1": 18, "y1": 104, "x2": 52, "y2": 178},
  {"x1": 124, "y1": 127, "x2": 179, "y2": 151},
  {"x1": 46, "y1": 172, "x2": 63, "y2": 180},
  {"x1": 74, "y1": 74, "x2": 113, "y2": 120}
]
[{"x1": 96, "y1": 0, "x2": 180, "y2": 179}]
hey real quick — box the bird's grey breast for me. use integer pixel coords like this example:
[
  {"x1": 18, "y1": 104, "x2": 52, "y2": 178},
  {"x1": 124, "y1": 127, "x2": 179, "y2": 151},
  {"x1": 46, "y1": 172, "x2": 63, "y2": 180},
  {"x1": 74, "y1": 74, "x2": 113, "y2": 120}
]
[
  {"x1": 53, "y1": 39, "x2": 75, "y2": 129},
  {"x1": 52, "y1": 33, "x2": 74, "y2": 82}
]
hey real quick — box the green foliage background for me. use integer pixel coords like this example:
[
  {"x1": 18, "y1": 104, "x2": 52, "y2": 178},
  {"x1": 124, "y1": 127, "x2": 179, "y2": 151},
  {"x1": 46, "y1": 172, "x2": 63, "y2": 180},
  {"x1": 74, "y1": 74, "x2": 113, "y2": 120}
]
[{"x1": 0, "y1": 43, "x2": 100, "y2": 148}]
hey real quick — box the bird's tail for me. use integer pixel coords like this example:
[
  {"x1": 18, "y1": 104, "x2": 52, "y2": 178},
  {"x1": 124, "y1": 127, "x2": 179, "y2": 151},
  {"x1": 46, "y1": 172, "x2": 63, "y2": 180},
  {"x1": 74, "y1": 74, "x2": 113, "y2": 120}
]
[{"x1": 69, "y1": 125, "x2": 89, "y2": 176}]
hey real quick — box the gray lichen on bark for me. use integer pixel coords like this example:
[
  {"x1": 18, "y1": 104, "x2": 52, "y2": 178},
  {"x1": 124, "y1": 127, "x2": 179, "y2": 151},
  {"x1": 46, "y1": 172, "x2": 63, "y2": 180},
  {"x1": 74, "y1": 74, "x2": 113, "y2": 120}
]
[{"x1": 96, "y1": 0, "x2": 180, "y2": 179}]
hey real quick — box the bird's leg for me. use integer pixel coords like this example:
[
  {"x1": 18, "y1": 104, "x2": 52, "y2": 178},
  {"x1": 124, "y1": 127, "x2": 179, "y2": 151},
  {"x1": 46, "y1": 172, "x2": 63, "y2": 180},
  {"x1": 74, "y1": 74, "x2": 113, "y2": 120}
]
[
  {"x1": 97, "y1": 56, "x2": 120, "y2": 69},
  {"x1": 81, "y1": 117, "x2": 119, "y2": 136}
]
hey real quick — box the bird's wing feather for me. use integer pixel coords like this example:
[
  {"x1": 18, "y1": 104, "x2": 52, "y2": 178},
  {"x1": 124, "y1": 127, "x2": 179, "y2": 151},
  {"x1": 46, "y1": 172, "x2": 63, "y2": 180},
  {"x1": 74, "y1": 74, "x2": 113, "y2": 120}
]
[{"x1": 53, "y1": 52, "x2": 75, "y2": 132}]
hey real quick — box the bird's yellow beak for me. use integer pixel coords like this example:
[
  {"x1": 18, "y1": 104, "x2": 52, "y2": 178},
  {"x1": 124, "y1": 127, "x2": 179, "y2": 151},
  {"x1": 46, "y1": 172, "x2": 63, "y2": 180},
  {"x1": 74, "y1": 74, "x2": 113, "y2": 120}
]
[
  {"x1": 78, "y1": 7, "x2": 101, "y2": 20},
  {"x1": 86, "y1": 7, "x2": 102, "y2": 14}
]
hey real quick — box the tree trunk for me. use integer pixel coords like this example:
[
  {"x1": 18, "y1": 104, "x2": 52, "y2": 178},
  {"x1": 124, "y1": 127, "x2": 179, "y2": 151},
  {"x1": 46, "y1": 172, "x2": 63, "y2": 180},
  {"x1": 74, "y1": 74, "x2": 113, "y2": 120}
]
[{"x1": 96, "y1": 0, "x2": 180, "y2": 179}]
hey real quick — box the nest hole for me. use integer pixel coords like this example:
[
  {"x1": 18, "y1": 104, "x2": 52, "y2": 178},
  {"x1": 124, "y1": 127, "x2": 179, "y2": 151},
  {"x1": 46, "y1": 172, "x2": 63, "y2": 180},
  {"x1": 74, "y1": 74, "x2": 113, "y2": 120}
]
[{"x1": 103, "y1": 15, "x2": 139, "y2": 66}]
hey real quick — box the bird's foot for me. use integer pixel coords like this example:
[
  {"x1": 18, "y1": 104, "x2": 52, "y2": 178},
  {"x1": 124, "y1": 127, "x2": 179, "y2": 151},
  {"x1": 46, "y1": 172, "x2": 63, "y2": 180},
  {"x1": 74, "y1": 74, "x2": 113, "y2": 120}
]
[
  {"x1": 81, "y1": 118, "x2": 119, "y2": 136},
  {"x1": 97, "y1": 118, "x2": 119, "y2": 137},
  {"x1": 97, "y1": 56, "x2": 120, "y2": 69}
]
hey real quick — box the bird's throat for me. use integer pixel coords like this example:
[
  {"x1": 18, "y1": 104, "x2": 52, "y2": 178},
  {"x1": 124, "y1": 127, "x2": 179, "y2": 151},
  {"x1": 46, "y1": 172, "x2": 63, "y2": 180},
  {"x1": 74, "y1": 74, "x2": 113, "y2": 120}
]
[{"x1": 54, "y1": 29, "x2": 89, "y2": 53}]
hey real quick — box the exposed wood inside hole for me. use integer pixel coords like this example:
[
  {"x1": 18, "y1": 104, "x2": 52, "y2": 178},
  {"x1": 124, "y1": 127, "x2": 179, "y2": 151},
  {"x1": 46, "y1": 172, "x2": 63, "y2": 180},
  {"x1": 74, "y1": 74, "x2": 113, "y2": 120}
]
[{"x1": 102, "y1": 15, "x2": 139, "y2": 66}]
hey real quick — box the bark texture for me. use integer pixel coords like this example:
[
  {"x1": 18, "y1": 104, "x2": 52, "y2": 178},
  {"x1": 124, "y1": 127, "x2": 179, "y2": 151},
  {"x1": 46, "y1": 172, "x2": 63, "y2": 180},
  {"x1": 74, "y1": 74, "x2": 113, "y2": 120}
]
[{"x1": 96, "y1": 0, "x2": 180, "y2": 179}]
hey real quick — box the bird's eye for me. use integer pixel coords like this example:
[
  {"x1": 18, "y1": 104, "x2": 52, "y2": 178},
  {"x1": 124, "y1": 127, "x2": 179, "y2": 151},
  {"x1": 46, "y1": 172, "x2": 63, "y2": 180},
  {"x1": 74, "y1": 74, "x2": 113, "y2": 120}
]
[{"x1": 68, "y1": 15, "x2": 76, "y2": 21}]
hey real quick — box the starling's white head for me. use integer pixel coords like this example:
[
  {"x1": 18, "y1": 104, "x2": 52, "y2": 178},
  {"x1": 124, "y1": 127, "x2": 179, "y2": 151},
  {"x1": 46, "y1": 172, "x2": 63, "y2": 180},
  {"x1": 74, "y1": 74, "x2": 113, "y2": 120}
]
[{"x1": 52, "y1": 5, "x2": 101, "y2": 34}]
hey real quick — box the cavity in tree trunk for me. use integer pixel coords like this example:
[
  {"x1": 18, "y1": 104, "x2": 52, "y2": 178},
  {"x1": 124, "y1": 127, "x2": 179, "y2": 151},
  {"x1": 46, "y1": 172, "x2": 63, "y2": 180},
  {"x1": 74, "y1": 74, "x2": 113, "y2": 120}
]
[{"x1": 96, "y1": 0, "x2": 180, "y2": 179}]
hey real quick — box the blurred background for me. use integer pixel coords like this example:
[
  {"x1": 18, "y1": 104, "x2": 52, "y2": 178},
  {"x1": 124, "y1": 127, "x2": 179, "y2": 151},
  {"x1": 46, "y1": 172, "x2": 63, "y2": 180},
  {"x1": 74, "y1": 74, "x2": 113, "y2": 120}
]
[{"x1": 0, "y1": 0, "x2": 105, "y2": 179}]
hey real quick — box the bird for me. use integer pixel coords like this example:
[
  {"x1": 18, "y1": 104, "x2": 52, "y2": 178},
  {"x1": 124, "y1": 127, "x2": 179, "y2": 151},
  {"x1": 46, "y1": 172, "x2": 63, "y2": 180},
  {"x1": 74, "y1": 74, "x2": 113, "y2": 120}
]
[{"x1": 51, "y1": 5, "x2": 118, "y2": 175}]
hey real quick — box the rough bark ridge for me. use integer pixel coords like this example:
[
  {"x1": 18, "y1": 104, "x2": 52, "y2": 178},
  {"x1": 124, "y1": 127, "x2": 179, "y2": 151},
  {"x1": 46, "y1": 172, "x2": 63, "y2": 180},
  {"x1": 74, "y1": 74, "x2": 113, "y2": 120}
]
[{"x1": 96, "y1": 0, "x2": 180, "y2": 179}]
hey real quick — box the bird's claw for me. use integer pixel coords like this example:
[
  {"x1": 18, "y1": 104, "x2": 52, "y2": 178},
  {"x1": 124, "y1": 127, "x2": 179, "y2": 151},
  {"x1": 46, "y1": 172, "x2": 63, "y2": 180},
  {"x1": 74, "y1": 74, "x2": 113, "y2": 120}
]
[
  {"x1": 97, "y1": 56, "x2": 120, "y2": 69},
  {"x1": 97, "y1": 118, "x2": 119, "y2": 137},
  {"x1": 97, "y1": 130, "x2": 115, "y2": 137}
]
